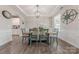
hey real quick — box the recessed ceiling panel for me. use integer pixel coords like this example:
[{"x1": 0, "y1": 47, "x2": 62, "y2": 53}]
[{"x1": 17, "y1": 5, "x2": 60, "y2": 16}]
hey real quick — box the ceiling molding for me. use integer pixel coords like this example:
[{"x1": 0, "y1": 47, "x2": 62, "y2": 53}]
[
  {"x1": 15, "y1": 5, "x2": 63, "y2": 18},
  {"x1": 15, "y1": 5, "x2": 28, "y2": 17}
]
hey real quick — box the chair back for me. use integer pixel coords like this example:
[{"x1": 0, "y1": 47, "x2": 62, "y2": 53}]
[
  {"x1": 21, "y1": 28, "x2": 26, "y2": 34},
  {"x1": 39, "y1": 27, "x2": 48, "y2": 35},
  {"x1": 29, "y1": 28, "x2": 38, "y2": 35},
  {"x1": 53, "y1": 28, "x2": 58, "y2": 37}
]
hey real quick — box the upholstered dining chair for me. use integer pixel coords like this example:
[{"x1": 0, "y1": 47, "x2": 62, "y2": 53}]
[
  {"x1": 29, "y1": 28, "x2": 38, "y2": 46},
  {"x1": 39, "y1": 27, "x2": 49, "y2": 44}
]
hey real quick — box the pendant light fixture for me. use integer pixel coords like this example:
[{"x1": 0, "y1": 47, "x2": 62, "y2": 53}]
[{"x1": 35, "y1": 5, "x2": 40, "y2": 18}]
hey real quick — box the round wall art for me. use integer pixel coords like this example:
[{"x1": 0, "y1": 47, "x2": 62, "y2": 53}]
[
  {"x1": 61, "y1": 9, "x2": 78, "y2": 24},
  {"x1": 2, "y1": 10, "x2": 12, "y2": 19}
]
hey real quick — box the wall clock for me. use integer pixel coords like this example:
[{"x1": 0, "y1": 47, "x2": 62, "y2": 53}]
[
  {"x1": 61, "y1": 9, "x2": 78, "y2": 24},
  {"x1": 2, "y1": 10, "x2": 12, "y2": 19}
]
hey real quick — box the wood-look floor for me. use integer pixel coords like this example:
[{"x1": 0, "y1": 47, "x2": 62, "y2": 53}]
[
  {"x1": 0, "y1": 35, "x2": 79, "y2": 54},
  {"x1": 0, "y1": 41, "x2": 11, "y2": 54}
]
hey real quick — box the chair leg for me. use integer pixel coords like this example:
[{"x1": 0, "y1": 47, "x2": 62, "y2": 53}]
[
  {"x1": 56, "y1": 37, "x2": 58, "y2": 49},
  {"x1": 52, "y1": 37, "x2": 58, "y2": 49},
  {"x1": 46, "y1": 37, "x2": 49, "y2": 45},
  {"x1": 22, "y1": 37, "x2": 27, "y2": 44},
  {"x1": 28, "y1": 38, "x2": 30, "y2": 45},
  {"x1": 22, "y1": 37, "x2": 24, "y2": 44},
  {"x1": 39, "y1": 36, "x2": 41, "y2": 43},
  {"x1": 30, "y1": 38, "x2": 32, "y2": 46}
]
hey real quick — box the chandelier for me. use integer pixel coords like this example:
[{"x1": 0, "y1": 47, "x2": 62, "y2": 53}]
[{"x1": 35, "y1": 5, "x2": 40, "y2": 18}]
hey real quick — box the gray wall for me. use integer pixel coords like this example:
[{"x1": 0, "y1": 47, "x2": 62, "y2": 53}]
[
  {"x1": 24, "y1": 16, "x2": 52, "y2": 32},
  {"x1": 0, "y1": 5, "x2": 26, "y2": 46},
  {"x1": 59, "y1": 5, "x2": 79, "y2": 48},
  {"x1": 0, "y1": 6, "x2": 12, "y2": 46}
]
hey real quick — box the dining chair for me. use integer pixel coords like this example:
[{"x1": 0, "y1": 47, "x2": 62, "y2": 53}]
[
  {"x1": 52, "y1": 28, "x2": 59, "y2": 49},
  {"x1": 21, "y1": 28, "x2": 29, "y2": 44},
  {"x1": 39, "y1": 27, "x2": 49, "y2": 44},
  {"x1": 29, "y1": 28, "x2": 38, "y2": 46}
]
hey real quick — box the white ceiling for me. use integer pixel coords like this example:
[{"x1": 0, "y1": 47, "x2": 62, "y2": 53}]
[{"x1": 16, "y1": 5, "x2": 62, "y2": 17}]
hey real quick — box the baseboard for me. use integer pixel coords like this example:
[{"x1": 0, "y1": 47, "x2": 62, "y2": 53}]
[
  {"x1": 0, "y1": 39, "x2": 12, "y2": 47},
  {"x1": 0, "y1": 41, "x2": 12, "y2": 49},
  {"x1": 60, "y1": 38, "x2": 79, "y2": 49}
]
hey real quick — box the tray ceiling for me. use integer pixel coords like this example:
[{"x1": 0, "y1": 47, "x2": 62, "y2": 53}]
[{"x1": 16, "y1": 5, "x2": 62, "y2": 17}]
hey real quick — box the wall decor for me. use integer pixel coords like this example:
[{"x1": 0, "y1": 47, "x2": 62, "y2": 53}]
[
  {"x1": 12, "y1": 25, "x2": 20, "y2": 29},
  {"x1": 61, "y1": 9, "x2": 78, "y2": 24},
  {"x1": 2, "y1": 10, "x2": 12, "y2": 19}
]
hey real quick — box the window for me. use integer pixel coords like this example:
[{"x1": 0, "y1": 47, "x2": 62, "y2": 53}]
[{"x1": 54, "y1": 14, "x2": 61, "y2": 31}]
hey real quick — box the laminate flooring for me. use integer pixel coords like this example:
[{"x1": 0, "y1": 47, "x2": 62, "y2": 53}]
[{"x1": 0, "y1": 35, "x2": 79, "y2": 54}]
